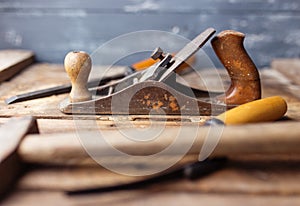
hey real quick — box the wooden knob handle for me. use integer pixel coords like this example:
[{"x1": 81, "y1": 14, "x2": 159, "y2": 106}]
[
  {"x1": 211, "y1": 30, "x2": 261, "y2": 105},
  {"x1": 64, "y1": 51, "x2": 92, "y2": 102},
  {"x1": 217, "y1": 96, "x2": 287, "y2": 125}
]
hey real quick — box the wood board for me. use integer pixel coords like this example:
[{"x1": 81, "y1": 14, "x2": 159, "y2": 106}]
[
  {"x1": 16, "y1": 154, "x2": 300, "y2": 194},
  {"x1": 271, "y1": 59, "x2": 300, "y2": 85},
  {"x1": 1, "y1": 59, "x2": 300, "y2": 205},
  {"x1": 0, "y1": 116, "x2": 38, "y2": 198},
  {"x1": 1, "y1": 61, "x2": 300, "y2": 121},
  {"x1": 0, "y1": 50, "x2": 34, "y2": 83},
  {"x1": 3, "y1": 191, "x2": 300, "y2": 206}
]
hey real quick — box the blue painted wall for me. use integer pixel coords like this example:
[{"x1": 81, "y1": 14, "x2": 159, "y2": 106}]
[{"x1": 0, "y1": 0, "x2": 299, "y2": 67}]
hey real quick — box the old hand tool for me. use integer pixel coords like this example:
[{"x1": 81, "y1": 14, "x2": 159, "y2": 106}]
[
  {"x1": 0, "y1": 50, "x2": 35, "y2": 84},
  {"x1": 59, "y1": 28, "x2": 261, "y2": 115},
  {"x1": 0, "y1": 116, "x2": 39, "y2": 199}
]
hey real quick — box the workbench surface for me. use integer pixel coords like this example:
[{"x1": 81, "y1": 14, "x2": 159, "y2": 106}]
[{"x1": 1, "y1": 58, "x2": 300, "y2": 205}]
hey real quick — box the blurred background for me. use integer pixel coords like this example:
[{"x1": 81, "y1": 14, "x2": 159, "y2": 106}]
[{"x1": 0, "y1": 0, "x2": 299, "y2": 68}]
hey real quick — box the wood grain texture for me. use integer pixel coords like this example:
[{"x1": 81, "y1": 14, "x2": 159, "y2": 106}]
[
  {"x1": 1, "y1": 62, "x2": 300, "y2": 121},
  {"x1": 17, "y1": 154, "x2": 201, "y2": 191},
  {"x1": 0, "y1": 62, "x2": 226, "y2": 119},
  {"x1": 18, "y1": 166, "x2": 143, "y2": 191},
  {"x1": 15, "y1": 157, "x2": 300, "y2": 195},
  {"x1": 1, "y1": 59, "x2": 300, "y2": 205},
  {"x1": 17, "y1": 121, "x2": 300, "y2": 167},
  {"x1": 271, "y1": 59, "x2": 300, "y2": 85},
  {"x1": 0, "y1": 116, "x2": 38, "y2": 199},
  {"x1": 2, "y1": 190, "x2": 300, "y2": 206},
  {"x1": 0, "y1": 50, "x2": 34, "y2": 83},
  {"x1": 0, "y1": 63, "x2": 69, "y2": 118}
]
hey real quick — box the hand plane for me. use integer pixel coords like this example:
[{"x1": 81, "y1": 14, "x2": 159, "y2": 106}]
[{"x1": 59, "y1": 28, "x2": 261, "y2": 116}]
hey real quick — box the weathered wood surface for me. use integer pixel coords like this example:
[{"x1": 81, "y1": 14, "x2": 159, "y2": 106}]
[
  {"x1": 3, "y1": 191, "x2": 300, "y2": 206},
  {"x1": 0, "y1": 50, "x2": 34, "y2": 83},
  {"x1": 271, "y1": 59, "x2": 300, "y2": 86},
  {"x1": 17, "y1": 121, "x2": 300, "y2": 166},
  {"x1": 0, "y1": 63, "x2": 74, "y2": 118},
  {"x1": 0, "y1": 62, "x2": 227, "y2": 119},
  {"x1": 0, "y1": 116, "x2": 38, "y2": 198},
  {"x1": 14, "y1": 121, "x2": 300, "y2": 193},
  {"x1": 17, "y1": 154, "x2": 201, "y2": 191},
  {"x1": 16, "y1": 157, "x2": 300, "y2": 195},
  {"x1": 1, "y1": 61, "x2": 300, "y2": 121},
  {"x1": 1, "y1": 59, "x2": 300, "y2": 205},
  {"x1": 18, "y1": 166, "x2": 144, "y2": 191}
]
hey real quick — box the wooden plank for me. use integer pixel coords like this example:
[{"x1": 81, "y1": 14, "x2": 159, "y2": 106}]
[
  {"x1": 0, "y1": 62, "x2": 225, "y2": 119},
  {"x1": 271, "y1": 59, "x2": 300, "y2": 85},
  {"x1": 261, "y1": 59, "x2": 300, "y2": 120},
  {"x1": 260, "y1": 69, "x2": 299, "y2": 100},
  {"x1": 0, "y1": 118, "x2": 205, "y2": 134},
  {"x1": 1, "y1": 60, "x2": 300, "y2": 204},
  {"x1": 0, "y1": 63, "x2": 68, "y2": 97},
  {"x1": 159, "y1": 159, "x2": 300, "y2": 195},
  {"x1": 2, "y1": 190, "x2": 300, "y2": 206},
  {"x1": 1, "y1": 62, "x2": 300, "y2": 121},
  {"x1": 18, "y1": 166, "x2": 144, "y2": 191},
  {"x1": 1, "y1": 63, "x2": 193, "y2": 120},
  {"x1": 16, "y1": 156, "x2": 300, "y2": 195},
  {"x1": 18, "y1": 122, "x2": 300, "y2": 166},
  {"x1": 0, "y1": 63, "x2": 69, "y2": 118},
  {"x1": 0, "y1": 50, "x2": 34, "y2": 83},
  {"x1": 0, "y1": 116, "x2": 38, "y2": 198},
  {"x1": 0, "y1": 63, "x2": 129, "y2": 119}
]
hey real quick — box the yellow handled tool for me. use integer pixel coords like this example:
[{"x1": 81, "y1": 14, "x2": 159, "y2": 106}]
[{"x1": 211, "y1": 96, "x2": 287, "y2": 125}]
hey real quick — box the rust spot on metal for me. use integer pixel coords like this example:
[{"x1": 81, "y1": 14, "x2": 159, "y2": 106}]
[
  {"x1": 169, "y1": 101, "x2": 179, "y2": 111},
  {"x1": 168, "y1": 96, "x2": 179, "y2": 111},
  {"x1": 144, "y1": 93, "x2": 151, "y2": 100},
  {"x1": 152, "y1": 101, "x2": 164, "y2": 110},
  {"x1": 169, "y1": 96, "x2": 176, "y2": 101},
  {"x1": 164, "y1": 94, "x2": 168, "y2": 101}
]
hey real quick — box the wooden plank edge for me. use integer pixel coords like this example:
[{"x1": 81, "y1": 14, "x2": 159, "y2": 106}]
[{"x1": 0, "y1": 51, "x2": 35, "y2": 83}]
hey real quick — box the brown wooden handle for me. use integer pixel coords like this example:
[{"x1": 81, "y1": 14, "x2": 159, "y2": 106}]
[{"x1": 211, "y1": 30, "x2": 261, "y2": 105}]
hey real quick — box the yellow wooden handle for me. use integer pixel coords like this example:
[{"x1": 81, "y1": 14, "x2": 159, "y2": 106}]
[{"x1": 217, "y1": 96, "x2": 288, "y2": 125}]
